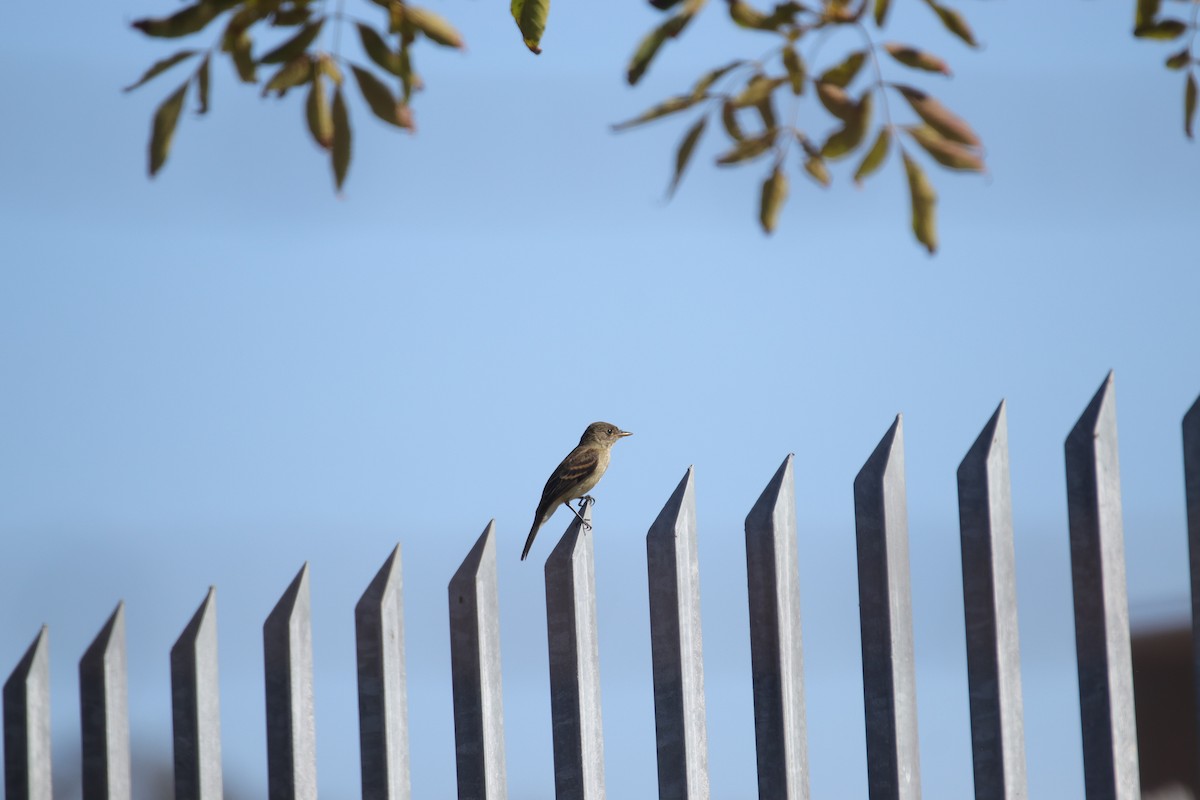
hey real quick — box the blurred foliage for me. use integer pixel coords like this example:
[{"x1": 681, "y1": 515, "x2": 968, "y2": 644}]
[{"x1": 125, "y1": 0, "x2": 1196, "y2": 251}]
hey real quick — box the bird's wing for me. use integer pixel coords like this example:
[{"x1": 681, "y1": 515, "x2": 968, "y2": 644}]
[{"x1": 535, "y1": 445, "x2": 600, "y2": 518}]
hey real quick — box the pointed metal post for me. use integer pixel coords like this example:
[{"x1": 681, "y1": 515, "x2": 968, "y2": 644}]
[
  {"x1": 745, "y1": 455, "x2": 809, "y2": 800},
  {"x1": 854, "y1": 416, "x2": 921, "y2": 800},
  {"x1": 957, "y1": 402, "x2": 1027, "y2": 800},
  {"x1": 3, "y1": 626, "x2": 52, "y2": 800},
  {"x1": 545, "y1": 500, "x2": 605, "y2": 800},
  {"x1": 171, "y1": 587, "x2": 223, "y2": 800},
  {"x1": 356, "y1": 544, "x2": 412, "y2": 800},
  {"x1": 647, "y1": 467, "x2": 710, "y2": 800},
  {"x1": 1065, "y1": 373, "x2": 1140, "y2": 800},
  {"x1": 80, "y1": 603, "x2": 131, "y2": 800},
  {"x1": 449, "y1": 522, "x2": 508, "y2": 800},
  {"x1": 1186, "y1": 396, "x2": 1200, "y2": 791},
  {"x1": 264, "y1": 565, "x2": 317, "y2": 800}
]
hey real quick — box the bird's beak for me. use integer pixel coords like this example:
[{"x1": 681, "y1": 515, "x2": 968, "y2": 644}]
[{"x1": 618, "y1": 430, "x2": 633, "y2": 437}]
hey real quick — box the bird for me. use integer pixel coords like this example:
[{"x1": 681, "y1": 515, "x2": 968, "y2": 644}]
[{"x1": 520, "y1": 422, "x2": 632, "y2": 561}]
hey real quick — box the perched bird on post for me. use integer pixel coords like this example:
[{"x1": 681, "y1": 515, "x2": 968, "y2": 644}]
[{"x1": 520, "y1": 422, "x2": 633, "y2": 561}]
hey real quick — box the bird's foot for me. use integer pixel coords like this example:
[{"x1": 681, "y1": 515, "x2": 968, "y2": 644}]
[{"x1": 578, "y1": 495, "x2": 595, "y2": 508}]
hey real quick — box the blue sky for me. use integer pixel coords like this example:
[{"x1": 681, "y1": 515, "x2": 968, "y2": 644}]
[{"x1": 2, "y1": 0, "x2": 1198, "y2": 797}]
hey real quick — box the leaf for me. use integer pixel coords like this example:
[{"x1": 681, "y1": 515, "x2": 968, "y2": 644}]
[
  {"x1": 612, "y1": 94, "x2": 702, "y2": 130},
  {"x1": 195, "y1": 55, "x2": 210, "y2": 114},
  {"x1": 273, "y1": 6, "x2": 312, "y2": 26},
  {"x1": 358, "y1": 23, "x2": 403, "y2": 75},
  {"x1": 729, "y1": 0, "x2": 769, "y2": 29},
  {"x1": 715, "y1": 132, "x2": 774, "y2": 165},
  {"x1": 148, "y1": 81, "x2": 188, "y2": 176},
  {"x1": 884, "y1": 43, "x2": 952, "y2": 76},
  {"x1": 398, "y1": 6, "x2": 465, "y2": 48},
  {"x1": 123, "y1": 50, "x2": 199, "y2": 93},
  {"x1": 331, "y1": 85, "x2": 351, "y2": 191},
  {"x1": 262, "y1": 56, "x2": 313, "y2": 97},
  {"x1": 260, "y1": 19, "x2": 324, "y2": 64},
  {"x1": 816, "y1": 82, "x2": 856, "y2": 120},
  {"x1": 721, "y1": 100, "x2": 745, "y2": 140},
  {"x1": 511, "y1": 0, "x2": 550, "y2": 54},
  {"x1": 819, "y1": 51, "x2": 866, "y2": 88},
  {"x1": 1133, "y1": 19, "x2": 1187, "y2": 40},
  {"x1": 1136, "y1": 0, "x2": 1161, "y2": 28},
  {"x1": 874, "y1": 0, "x2": 892, "y2": 26},
  {"x1": 907, "y1": 124, "x2": 983, "y2": 171},
  {"x1": 731, "y1": 74, "x2": 785, "y2": 108},
  {"x1": 132, "y1": 4, "x2": 220, "y2": 38},
  {"x1": 228, "y1": 31, "x2": 257, "y2": 82},
  {"x1": 692, "y1": 60, "x2": 744, "y2": 99},
  {"x1": 821, "y1": 92, "x2": 872, "y2": 159},
  {"x1": 894, "y1": 84, "x2": 980, "y2": 145},
  {"x1": 804, "y1": 155, "x2": 831, "y2": 186},
  {"x1": 668, "y1": 116, "x2": 707, "y2": 197},
  {"x1": 1166, "y1": 48, "x2": 1191, "y2": 70},
  {"x1": 1187, "y1": 72, "x2": 1197, "y2": 139},
  {"x1": 759, "y1": 165, "x2": 788, "y2": 234},
  {"x1": 782, "y1": 45, "x2": 806, "y2": 95},
  {"x1": 351, "y1": 65, "x2": 413, "y2": 128},
  {"x1": 853, "y1": 127, "x2": 890, "y2": 184},
  {"x1": 306, "y1": 75, "x2": 333, "y2": 149},
  {"x1": 626, "y1": 12, "x2": 691, "y2": 85},
  {"x1": 925, "y1": 1, "x2": 977, "y2": 48},
  {"x1": 317, "y1": 54, "x2": 344, "y2": 85},
  {"x1": 903, "y1": 151, "x2": 937, "y2": 253}
]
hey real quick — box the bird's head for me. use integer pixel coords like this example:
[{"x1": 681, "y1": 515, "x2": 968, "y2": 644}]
[{"x1": 580, "y1": 421, "x2": 632, "y2": 446}]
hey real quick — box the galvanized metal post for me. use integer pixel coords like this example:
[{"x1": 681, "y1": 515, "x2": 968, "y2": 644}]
[
  {"x1": 263, "y1": 564, "x2": 317, "y2": 800},
  {"x1": 647, "y1": 467, "x2": 710, "y2": 800},
  {"x1": 356, "y1": 544, "x2": 412, "y2": 800},
  {"x1": 79, "y1": 603, "x2": 131, "y2": 800},
  {"x1": 957, "y1": 402, "x2": 1027, "y2": 800},
  {"x1": 449, "y1": 521, "x2": 508, "y2": 800},
  {"x1": 1186, "y1": 396, "x2": 1200, "y2": 791},
  {"x1": 171, "y1": 587, "x2": 223, "y2": 800},
  {"x1": 1064, "y1": 373, "x2": 1140, "y2": 800},
  {"x1": 745, "y1": 455, "x2": 809, "y2": 800},
  {"x1": 3, "y1": 626, "x2": 52, "y2": 800},
  {"x1": 854, "y1": 416, "x2": 921, "y2": 800},
  {"x1": 545, "y1": 500, "x2": 605, "y2": 800}
]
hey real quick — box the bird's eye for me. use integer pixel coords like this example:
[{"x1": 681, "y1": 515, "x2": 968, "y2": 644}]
[{"x1": 607, "y1": 428, "x2": 614, "y2": 435}]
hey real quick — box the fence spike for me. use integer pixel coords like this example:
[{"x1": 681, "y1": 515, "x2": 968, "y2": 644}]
[
  {"x1": 80, "y1": 602, "x2": 131, "y2": 800},
  {"x1": 356, "y1": 544, "x2": 412, "y2": 800},
  {"x1": 3, "y1": 626, "x2": 52, "y2": 800},
  {"x1": 263, "y1": 564, "x2": 317, "y2": 800},
  {"x1": 1064, "y1": 372, "x2": 1140, "y2": 800},
  {"x1": 171, "y1": 587, "x2": 223, "y2": 800},
  {"x1": 957, "y1": 402, "x2": 1028, "y2": 800},
  {"x1": 449, "y1": 522, "x2": 508, "y2": 800},
  {"x1": 854, "y1": 416, "x2": 921, "y2": 800},
  {"x1": 1186, "y1": 396, "x2": 1200, "y2": 793},
  {"x1": 647, "y1": 467, "x2": 710, "y2": 800},
  {"x1": 745, "y1": 455, "x2": 809, "y2": 800},
  {"x1": 545, "y1": 500, "x2": 606, "y2": 800}
]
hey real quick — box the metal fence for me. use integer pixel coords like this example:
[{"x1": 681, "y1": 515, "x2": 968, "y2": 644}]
[{"x1": 5, "y1": 373, "x2": 1200, "y2": 800}]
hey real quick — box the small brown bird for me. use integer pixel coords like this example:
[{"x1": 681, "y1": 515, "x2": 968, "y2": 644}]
[{"x1": 521, "y1": 422, "x2": 632, "y2": 561}]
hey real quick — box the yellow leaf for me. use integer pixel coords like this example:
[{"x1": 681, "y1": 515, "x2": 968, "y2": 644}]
[
  {"x1": 903, "y1": 151, "x2": 937, "y2": 253},
  {"x1": 853, "y1": 127, "x2": 891, "y2": 184},
  {"x1": 511, "y1": 0, "x2": 550, "y2": 54},
  {"x1": 759, "y1": 165, "x2": 788, "y2": 233}
]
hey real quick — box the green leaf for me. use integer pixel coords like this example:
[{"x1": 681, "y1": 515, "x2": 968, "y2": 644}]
[
  {"x1": 804, "y1": 155, "x2": 831, "y2": 186},
  {"x1": 884, "y1": 43, "x2": 952, "y2": 76},
  {"x1": 874, "y1": 0, "x2": 892, "y2": 27},
  {"x1": 195, "y1": 54, "x2": 210, "y2": 114},
  {"x1": 759, "y1": 164, "x2": 788, "y2": 234},
  {"x1": 307, "y1": 76, "x2": 333, "y2": 149},
  {"x1": 358, "y1": 23, "x2": 403, "y2": 75},
  {"x1": 511, "y1": 0, "x2": 550, "y2": 54},
  {"x1": 903, "y1": 151, "x2": 937, "y2": 253},
  {"x1": 1187, "y1": 72, "x2": 1197, "y2": 139},
  {"x1": 907, "y1": 125, "x2": 983, "y2": 171},
  {"x1": 123, "y1": 50, "x2": 199, "y2": 93},
  {"x1": 626, "y1": 12, "x2": 691, "y2": 85},
  {"x1": 819, "y1": 51, "x2": 866, "y2": 88},
  {"x1": 132, "y1": 4, "x2": 220, "y2": 38},
  {"x1": 853, "y1": 127, "x2": 890, "y2": 184},
  {"x1": 715, "y1": 132, "x2": 774, "y2": 165},
  {"x1": 351, "y1": 65, "x2": 413, "y2": 128},
  {"x1": 821, "y1": 92, "x2": 872, "y2": 159},
  {"x1": 894, "y1": 84, "x2": 980, "y2": 145},
  {"x1": 397, "y1": 6, "x2": 465, "y2": 48},
  {"x1": 332, "y1": 85, "x2": 351, "y2": 190},
  {"x1": 262, "y1": 56, "x2": 312, "y2": 97},
  {"x1": 228, "y1": 30, "x2": 257, "y2": 82},
  {"x1": 731, "y1": 74, "x2": 785, "y2": 108},
  {"x1": 273, "y1": 6, "x2": 312, "y2": 26},
  {"x1": 816, "y1": 81, "x2": 856, "y2": 120},
  {"x1": 668, "y1": 116, "x2": 707, "y2": 197},
  {"x1": 692, "y1": 60, "x2": 744, "y2": 99},
  {"x1": 924, "y1": 1, "x2": 977, "y2": 48},
  {"x1": 148, "y1": 81, "x2": 188, "y2": 176},
  {"x1": 1133, "y1": 19, "x2": 1187, "y2": 40},
  {"x1": 782, "y1": 45, "x2": 806, "y2": 95},
  {"x1": 1166, "y1": 48, "x2": 1191, "y2": 70},
  {"x1": 721, "y1": 100, "x2": 745, "y2": 141},
  {"x1": 729, "y1": 0, "x2": 769, "y2": 29},
  {"x1": 317, "y1": 54, "x2": 344, "y2": 86},
  {"x1": 1136, "y1": 0, "x2": 1162, "y2": 29},
  {"x1": 260, "y1": 19, "x2": 324, "y2": 64},
  {"x1": 612, "y1": 94, "x2": 702, "y2": 130}
]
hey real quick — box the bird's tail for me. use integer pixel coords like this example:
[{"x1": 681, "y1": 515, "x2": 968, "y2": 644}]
[{"x1": 520, "y1": 519, "x2": 541, "y2": 561}]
